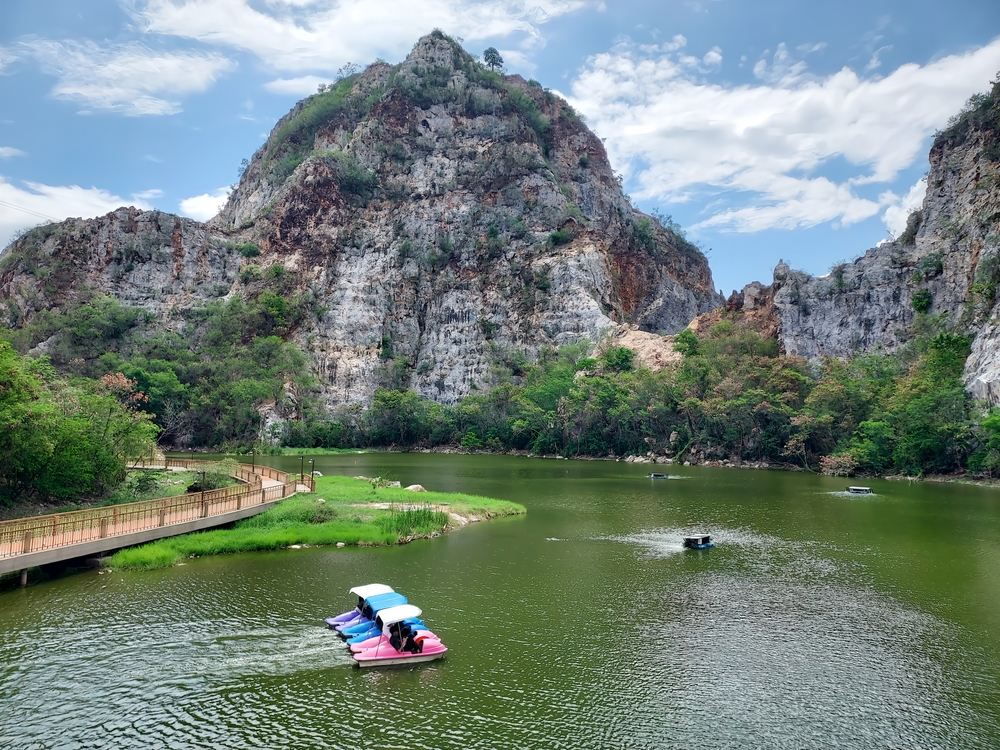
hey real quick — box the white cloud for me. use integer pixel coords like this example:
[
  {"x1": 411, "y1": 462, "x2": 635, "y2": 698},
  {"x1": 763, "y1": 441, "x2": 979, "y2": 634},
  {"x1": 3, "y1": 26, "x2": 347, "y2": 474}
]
[
  {"x1": 126, "y1": 0, "x2": 592, "y2": 74},
  {"x1": 0, "y1": 147, "x2": 25, "y2": 159},
  {"x1": 132, "y1": 188, "x2": 164, "y2": 201},
  {"x1": 179, "y1": 187, "x2": 229, "y2": 221},
  {"x1": 0, "y1": 177, "x2": 151, "y2": 249},
  {"x1": 263, "y1": 75, "x2": 329, "y2": 95},
  {"x1": 21, "y1": 40, "x2": 235, "y2": 115},
  {"x1": 702, "y1": 47, "x2": 722, "y2": 68},
  {"x1": 569, "y1": 36, "x2": 1000, "y2": 233},
  {"x1": 880, "y1": 177, "x2": 927, "y2": 238},
  {"x1": 865, "y1": 45, "x2": 892, "y2": 73}
]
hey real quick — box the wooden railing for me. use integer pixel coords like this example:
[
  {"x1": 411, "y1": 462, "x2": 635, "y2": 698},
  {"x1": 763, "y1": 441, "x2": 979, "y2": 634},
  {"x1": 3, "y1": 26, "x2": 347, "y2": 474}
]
[{"x1": 0, "y1": 459, "x2": 315, "y2": 562}]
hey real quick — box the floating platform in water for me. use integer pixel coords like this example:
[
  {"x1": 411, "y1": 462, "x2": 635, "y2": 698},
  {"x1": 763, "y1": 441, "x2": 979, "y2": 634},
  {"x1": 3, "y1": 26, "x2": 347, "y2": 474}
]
[
  {"x1": 846, "y1": 486, "x2": 874, "y2": 495},
  {"x1": 683, "y1": 534, "x2": 713, "y2": 549}
]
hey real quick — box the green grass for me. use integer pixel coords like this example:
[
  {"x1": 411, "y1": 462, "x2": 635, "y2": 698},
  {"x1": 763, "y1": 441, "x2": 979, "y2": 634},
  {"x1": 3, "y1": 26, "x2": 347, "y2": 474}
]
[{"x1": 108, "y1": 475, "x2": 525, "y2": 570}]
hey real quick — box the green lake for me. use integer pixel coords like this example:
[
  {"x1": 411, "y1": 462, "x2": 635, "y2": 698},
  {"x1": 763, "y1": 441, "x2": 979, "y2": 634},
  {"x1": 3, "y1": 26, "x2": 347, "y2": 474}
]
[{"x1": 2, "y1": 454, "x2": 1000, "y2": 748}]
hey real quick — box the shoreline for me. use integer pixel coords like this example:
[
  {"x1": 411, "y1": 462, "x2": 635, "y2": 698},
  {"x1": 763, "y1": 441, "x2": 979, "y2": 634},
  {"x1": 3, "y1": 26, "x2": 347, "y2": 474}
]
[
  {"x1": 9, "y1": 445, "x2": 989, "y2": 523},
  {"x1": 105, "y1": 475, "x2": 525, "y2": 571},
  {"x1": 340, "y1": 445, "x2": 1000, "y2": 488}
]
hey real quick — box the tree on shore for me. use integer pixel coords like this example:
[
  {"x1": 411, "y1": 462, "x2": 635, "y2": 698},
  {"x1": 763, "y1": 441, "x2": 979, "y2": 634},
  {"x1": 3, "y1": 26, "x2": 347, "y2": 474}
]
[{"x1": 0, "y1": 342, "x2": 158, "y2": 506}]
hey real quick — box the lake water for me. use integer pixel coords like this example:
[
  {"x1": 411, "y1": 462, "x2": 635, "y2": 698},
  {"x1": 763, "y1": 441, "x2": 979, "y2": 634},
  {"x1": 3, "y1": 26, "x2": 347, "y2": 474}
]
[{"x1": 2, "y1": 454, "x2": 1000, "y2": 748}]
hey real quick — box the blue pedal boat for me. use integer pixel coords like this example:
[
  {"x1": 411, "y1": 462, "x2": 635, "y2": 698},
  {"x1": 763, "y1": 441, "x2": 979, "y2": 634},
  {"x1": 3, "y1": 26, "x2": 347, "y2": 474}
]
[{"x1": 683, "y1": 534, "x2": 713, "y2": 550}]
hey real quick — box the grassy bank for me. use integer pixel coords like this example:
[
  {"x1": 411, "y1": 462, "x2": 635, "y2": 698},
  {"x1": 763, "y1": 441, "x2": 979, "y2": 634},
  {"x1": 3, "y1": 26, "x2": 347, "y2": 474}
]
[{"x1": 108, "y1": 475, "x2": 524, "y2": 570}]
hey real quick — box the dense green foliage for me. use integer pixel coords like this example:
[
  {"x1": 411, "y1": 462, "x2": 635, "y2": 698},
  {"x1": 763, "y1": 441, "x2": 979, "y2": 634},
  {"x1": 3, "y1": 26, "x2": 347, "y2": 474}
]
[
  {"x1": 108, "y1": 475, "x2": 524, "y2": 569},
  {"x1": 2, "y1": 293, "x2": 317, "y2": 449},
  {"x1": 272, "y1": 318, "x2": 986, "y2": 478},
  {"x1": 0, "y1": 342, "x2": 158, "y2": 506}
]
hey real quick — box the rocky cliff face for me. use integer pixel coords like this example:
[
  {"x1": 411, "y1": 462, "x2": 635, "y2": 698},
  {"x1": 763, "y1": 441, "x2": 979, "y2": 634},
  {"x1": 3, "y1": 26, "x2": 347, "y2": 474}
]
[
  {"x1": 0, "y1": 208, "x2": 239, "y2": 330},
  {"x1": 713, "y1": 82, "x2": 1000, "y2": 397},
  {"x1": 0, "y1": 32, "x2": 722, "y2": 408}
]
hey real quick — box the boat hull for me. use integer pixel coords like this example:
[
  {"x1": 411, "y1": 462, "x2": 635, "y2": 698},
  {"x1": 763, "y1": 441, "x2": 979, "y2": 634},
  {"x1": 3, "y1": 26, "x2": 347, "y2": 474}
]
[
  {"x1": 355, "y1": 651, "x2": 446, "y2": 668},
  {"x1": 354, "y1": 642, "x2": 447, "y2": 668},
  {"x1": 325, "y1": 610, "x2": 361, "y2": 628}
]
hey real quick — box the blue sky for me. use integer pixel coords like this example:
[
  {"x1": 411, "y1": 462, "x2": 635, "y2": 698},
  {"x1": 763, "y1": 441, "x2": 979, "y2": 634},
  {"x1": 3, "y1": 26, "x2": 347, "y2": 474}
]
[{"x1": 0, "y1": 1, "x2": 998, "y2": 293}]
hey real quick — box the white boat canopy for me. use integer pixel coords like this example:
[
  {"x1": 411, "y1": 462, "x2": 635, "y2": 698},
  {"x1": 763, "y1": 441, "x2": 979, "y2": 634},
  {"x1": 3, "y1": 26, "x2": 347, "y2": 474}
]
[
  {"x1": 349, "y1": 584, "x2": 394, "y2": 599},
  {"x1": 377, "y1": 604, "x2": 423, "y2": 634}
]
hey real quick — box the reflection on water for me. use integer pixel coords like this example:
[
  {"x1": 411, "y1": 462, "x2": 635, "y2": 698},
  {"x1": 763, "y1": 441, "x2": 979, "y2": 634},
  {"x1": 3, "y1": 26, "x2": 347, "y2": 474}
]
[{"x1": 2, "y1": 454, "x2": 1000, "y2": 749}]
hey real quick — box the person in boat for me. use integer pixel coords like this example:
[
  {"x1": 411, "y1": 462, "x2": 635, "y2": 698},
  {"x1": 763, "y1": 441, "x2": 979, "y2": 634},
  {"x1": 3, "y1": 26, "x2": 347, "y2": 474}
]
[
  {"x1": 388, "y1": 622, "x2": 423, "y2": 654},
  {"x1": 359, "y1": 600, "x2": 375, "y2": 620}
]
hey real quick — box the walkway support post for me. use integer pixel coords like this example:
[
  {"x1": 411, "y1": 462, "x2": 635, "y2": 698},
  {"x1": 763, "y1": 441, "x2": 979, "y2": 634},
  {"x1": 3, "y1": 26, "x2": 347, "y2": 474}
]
[
  {"x1": 199, "y1": 471, "x2": 207, "y2": 519},
  {"x1": 19, "y1": 568, "x2": 27, "y2": 587}
]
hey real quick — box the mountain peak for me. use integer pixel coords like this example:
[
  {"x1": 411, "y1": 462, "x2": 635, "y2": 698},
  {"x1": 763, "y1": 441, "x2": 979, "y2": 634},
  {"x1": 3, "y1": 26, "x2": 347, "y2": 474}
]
[{"x1": 0, "y1": 33, "x2": 723, "y2": 410}]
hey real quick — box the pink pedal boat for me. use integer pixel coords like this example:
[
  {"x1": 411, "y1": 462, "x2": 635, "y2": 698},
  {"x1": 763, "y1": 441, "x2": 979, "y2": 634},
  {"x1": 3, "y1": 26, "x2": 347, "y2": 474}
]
[
  {"x1": 349, "y1": 629, "x2": 440, "y2": 653},
  {"x1": 353, "y1": 604, "x2": 448, "y2": 668}
]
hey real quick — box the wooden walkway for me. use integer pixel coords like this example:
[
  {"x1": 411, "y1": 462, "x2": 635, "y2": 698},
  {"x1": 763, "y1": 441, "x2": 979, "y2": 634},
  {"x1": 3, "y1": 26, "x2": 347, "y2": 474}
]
[{"x1": 0, "y1": 459, "x2": 314, "y2": 578}]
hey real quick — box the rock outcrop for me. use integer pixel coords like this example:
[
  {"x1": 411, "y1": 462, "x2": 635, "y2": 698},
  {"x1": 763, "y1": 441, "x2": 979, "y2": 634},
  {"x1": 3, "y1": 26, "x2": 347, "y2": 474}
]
[
  {"x1": 707, "y1": 81, "x2": 1000, "y2": 398},
  {"x1": 0, "y1": 32, "x2": 722, "y2": 408},
  {"x1": 610, "y1": 325, "x2": 683, "y2": 371},
  {"x1": 0, "y1": 209, "x2": 239, "y2": 324}
]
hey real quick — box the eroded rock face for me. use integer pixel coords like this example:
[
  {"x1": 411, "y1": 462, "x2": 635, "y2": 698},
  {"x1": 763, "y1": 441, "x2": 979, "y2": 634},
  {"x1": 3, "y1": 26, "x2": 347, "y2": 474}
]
[
  {"x1": 0, "y1": 32, "x2": 723, "y2": 408},
  {"x1": 217, "y1": 34, "x2": 723, "y2": 406},
  {"x1": 714, "y1": 89, "x2": 1000, "y2": 399},
  {"x1": 611, "y1": 325, "x2": 682, "y2": 371},
  {"x1": 768, "y1": 118, "x2": 998, "y2": 363},
  {"x1": 0, "y1": 207, "x2": 239, "y2": 327}
]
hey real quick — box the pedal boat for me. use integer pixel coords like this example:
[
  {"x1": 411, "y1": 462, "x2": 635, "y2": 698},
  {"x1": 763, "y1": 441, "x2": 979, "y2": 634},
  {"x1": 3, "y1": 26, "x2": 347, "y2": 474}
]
[
  {"x1": 346, "y1": 616, "x2": 426, "y2": 645},
  {"x1": 846, "y1": 486, "x2": 874, "y2": 495},
  {"x1": 338, "y1": 592, "x2": 408, "y2": 637},
  {"x1": 647, "y1": 473, "x2": 668, "y2": 479},
  {"x1": 325, "y1": 584, "x2": 394, "y2": 629},
  {"x1": 350, "y1": 628, "x2": 439, "y2": 653},
  {"x1": 353, "y1": 605, "x2": 448, "y2": 668},
  {"x1": 683, "y1": 533, "x2": 713, "y2": 549}
]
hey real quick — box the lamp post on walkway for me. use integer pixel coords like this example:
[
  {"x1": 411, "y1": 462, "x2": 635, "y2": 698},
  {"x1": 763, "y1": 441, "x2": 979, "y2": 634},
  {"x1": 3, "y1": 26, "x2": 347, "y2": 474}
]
[
  {"x1": 251, "y1": 450, "x2": 255, "y2": 471},
  {"x1": 299, "y1": 455, "x2": 305, "y2": 482},
  {"x1": 309, "y1": 459, "x2": 315, "y2": 488}
]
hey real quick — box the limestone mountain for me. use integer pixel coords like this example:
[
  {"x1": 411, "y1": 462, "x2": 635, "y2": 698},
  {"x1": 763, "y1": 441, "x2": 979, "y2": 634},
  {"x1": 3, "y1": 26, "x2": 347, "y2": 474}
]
[
  {"x1": 698, "y1": 79, "x2": 1000, "y2": 400},
  {"x1": 0, "y1": 31, "x2": 722, "y2": 410}
]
